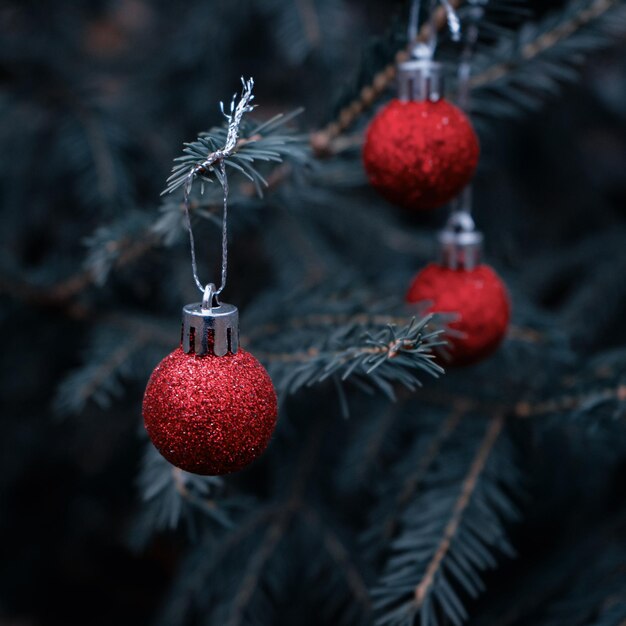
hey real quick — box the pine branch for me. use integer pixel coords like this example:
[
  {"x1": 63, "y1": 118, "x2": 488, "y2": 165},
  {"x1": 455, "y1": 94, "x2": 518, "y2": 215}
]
[
  {"x1": 470, "y1": 0, "x2": 626, "y2": 120},
  {"x1": 267, "y1": 0, "x2": 352, "y2": 67},
  {"x1": 162, "y1": 105, "x2": 307, "y2": 197},
  {"x1": 161, "y1": 422, "x2": 326, "y2": 626},
  {"x1": 132, "y1": 446, "x2": 237, "y2": 546},
  {"x1": 53, "y1": 328, "x2": 149, "y2": 415},
  {"x1": 2, "y1": 117, "x2": 308, "y2": 304},
  {"x1": 256, "y1": 315, "x2": 445, "y2": 400},
  {"x1": 66, "y1": 105, "x2": 135, "y2": 211},
  {"x1": 302, "y1": 507, "x2": 372, "y2": 625},
  {"x1": 52, "y1": 315, "x2": 174, "y2": 416},
  {"x1": 363, "y1": 403, "x2": 467, "y2": 561},
  {"x1": 337, "y1": 396, "x2": 409, "y2": 496},
  {"x1": 373, "y1": 414, "x2": 520, "y2": 626},
  {"x1": 83, "y1": 211, "x2": 157, "y2": 286},
  {"x1": 516, "y1": 382, "x2": 626, "y2": 420},
  {"x1": 412, "y1": 417, "x2": 505, "y2": 609}
]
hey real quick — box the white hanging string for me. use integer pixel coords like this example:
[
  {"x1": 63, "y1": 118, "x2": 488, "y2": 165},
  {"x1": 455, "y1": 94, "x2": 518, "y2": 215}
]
[{"x1": 182, "y1": 77, "x2": 255, "y2": 300}]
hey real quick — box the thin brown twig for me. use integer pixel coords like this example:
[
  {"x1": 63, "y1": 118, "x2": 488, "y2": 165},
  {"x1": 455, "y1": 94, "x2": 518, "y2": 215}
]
[
  {"x1": 76, "y1": 333, "x2": 147, "y2": 404},
  {"x1": 414, "y1": 413, "x2": 505, "y2": 608},
  {"x1": 356, "y1": 394, "x2": 410, "y2": 484},
  {"x1": 303, "y1": 507, "x2": 371, "y2": 614},
  {"x1": 226, "y1": 421, "x2": 325, "y2": 626},
  {"x1": 470, "y1": 0, "x2": 618, "y2": 89},
  {"x1": 379, "y1": 402, "x2": 468, "y2": 547},
  {"x1": 253, "y1": 334, "x2": 426, "y2": 365},
  {"x1": 514, "y1": 384, "x2": 626, "y2": 419},
  {"x1": 246, "y1": 311, "x2": 543, "y2": 345}
]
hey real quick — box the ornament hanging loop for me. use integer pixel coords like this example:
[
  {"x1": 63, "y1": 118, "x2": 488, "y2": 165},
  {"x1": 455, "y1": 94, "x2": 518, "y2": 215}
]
[
  {"x1": 202, "y1": 283, "x2": 219, "y2": 311},
  {"x1": 438, "y1": 209, "x2": 483, "y2": 270},
  {"x1": 407, "y1": 0, "x2": 461, "y2": 60}
]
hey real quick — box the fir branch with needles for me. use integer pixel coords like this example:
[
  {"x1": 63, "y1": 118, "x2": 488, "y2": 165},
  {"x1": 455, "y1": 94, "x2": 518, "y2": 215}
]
[
  {"x1": 363, "y1": 403, "x2": 467, "y2": 562},
  {"x1": 133, "y1": 446, "x2": 236, "y2": 543},
  {"x1": 53, "y1": 327, "x2": 150, "y2": 415},
  {"x1": 154, "y1": 424, "x2": 328, "y2": 626},
  {"x1": 469, "y1": 0, "x2": 626, "y2": 120},
  {"x1": 373, "y1": 414, "x2": 521, "y2": 626},
  {"x1": 163, "y1": 78, "x2": 307, "y2": 197},
  {"x1": 257, "y1": 315, "x2": 446, "y2": 400}
]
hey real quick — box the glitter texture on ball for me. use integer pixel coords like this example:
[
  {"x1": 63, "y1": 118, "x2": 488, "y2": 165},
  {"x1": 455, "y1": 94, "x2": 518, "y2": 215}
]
[
  {"x1": 363, "y1": 99, "x2": 479, "y2": 211},
  {"x1": 406, "y1": 263, "x2": 510, "y2": 366},
  {"x1": 143, "y1": 347, "x2": 277, "y2": 475}
]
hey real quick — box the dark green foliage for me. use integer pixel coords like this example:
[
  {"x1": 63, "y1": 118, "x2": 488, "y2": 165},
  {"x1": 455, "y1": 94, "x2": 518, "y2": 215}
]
[{"x1": 2, "y1": 1, "x2": 626, "y2": 626}]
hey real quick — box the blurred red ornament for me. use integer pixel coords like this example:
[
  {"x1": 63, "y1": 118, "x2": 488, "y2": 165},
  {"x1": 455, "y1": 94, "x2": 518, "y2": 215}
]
[
  {"x1": 406, "y1": 263, "x2": 510, "y2": 366},
  {"x1": 143, "y1": 347, "x2": 277, "y2": 475},
  {"x1": 363, "y1": 98, "x2": 479, "y2": 211}
]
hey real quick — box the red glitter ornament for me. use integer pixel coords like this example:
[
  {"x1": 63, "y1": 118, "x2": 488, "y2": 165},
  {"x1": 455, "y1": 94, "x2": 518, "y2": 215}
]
[
  {"x1": 363, "y1": 98, "x2": 479, "y2": 211},
  {"x1": 406, "y1": 263, "x2": 510, "y2": 366},
  {"x1": 143, "y1": 347, "x2": 277, "y2": 475}
]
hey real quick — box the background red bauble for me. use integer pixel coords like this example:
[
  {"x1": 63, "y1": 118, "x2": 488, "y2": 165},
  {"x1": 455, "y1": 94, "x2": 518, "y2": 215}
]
[
  {"x1": 143, "y1": 347, "x2": 277, "y2": 475},
  {"x1": 363, "y1": 99, "x2": 479, "y2": 211},
  {"x1": 406, "y1": 263, "x2": 510, "y2": 366}
]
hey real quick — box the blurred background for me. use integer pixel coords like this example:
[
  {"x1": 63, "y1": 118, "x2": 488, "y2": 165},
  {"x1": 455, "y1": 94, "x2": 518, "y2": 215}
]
[{"x1": 1, "y1": 1, "x2": 626, "y2": 625}]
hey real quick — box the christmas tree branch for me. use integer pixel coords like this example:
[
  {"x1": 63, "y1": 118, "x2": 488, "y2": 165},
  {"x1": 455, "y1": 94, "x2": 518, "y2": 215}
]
[
  {"x1": 412, "y1": 414, "x2": 505, "y2": 611},
  {"x1": 373, "y1": 413, "x2": 519, "y2": 626},
  {"x1": 355, "y1": 399, "x2": 408, "y2": 485},
  {"x1": 471, "y1": 0, "x2": 618, "y2": 90},
  {"x1": 375, "y1": 403, "x2": 467, "y2": 551},
  {"x1": 226, "y1": 513, "x2": 289, "y2": 626},
  {"x1": 50, "y1": 297, "x2": 625, "y2": 424},
  {"x1": 212, "y1": 423, "x2": 325, "y2": 626},
  {"x1": 247, "y1": 312, "x2": 543, "y2": 345},
  {"x1": 260, "y1": 316, "x2": 445, "y2": 399},
  {"x1": 515, "y1": 383, "x2": 626, "y2": 419},
  {"x1": 54, "y1": 329, "x2": 150, "y2": 415},
  {"x1": 303, "y1": 507, "x2": 372, "y2": 619},
  {"x1": 470, "y1": 0, "x2": 626, "y2": 119},
  {"x1": 134, "y1": 446, "x2": 234, "y2": 541}
]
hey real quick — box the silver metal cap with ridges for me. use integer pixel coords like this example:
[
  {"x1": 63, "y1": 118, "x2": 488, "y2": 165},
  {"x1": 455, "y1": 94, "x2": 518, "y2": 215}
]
[
  {"x1": 438, "y1": 211, "x2": 483, "y2": 271},
  {"x1": 397, "y1": 59, "x2": 444, "y2": 103},
  {"x1": 181, "y1": 284, "x2": 239, "y2": 356}
]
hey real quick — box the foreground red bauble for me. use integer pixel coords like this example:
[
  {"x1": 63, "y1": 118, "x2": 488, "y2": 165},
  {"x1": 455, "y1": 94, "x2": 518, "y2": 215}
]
[
  {"x1": 406, "y1": 263, "x2": 510, "y2": 366},
  {"x1": 143, "y1": 347, "x2": 277, "y2": 475},
  {"x1": 363, "y1": 99, "x2": 479, "y2": 211}
]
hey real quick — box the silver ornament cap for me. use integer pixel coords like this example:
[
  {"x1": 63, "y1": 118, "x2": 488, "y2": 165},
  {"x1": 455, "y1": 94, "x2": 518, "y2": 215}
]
[
  {"x1": 438, "y1": 211, "x2": 483, "y2": 270},
  {"x1": 181, "y1": 284, "x2": 239, "y2": 356},
  {"x1": 397, "y1": 58, "x2": 444, "y2": 103}
]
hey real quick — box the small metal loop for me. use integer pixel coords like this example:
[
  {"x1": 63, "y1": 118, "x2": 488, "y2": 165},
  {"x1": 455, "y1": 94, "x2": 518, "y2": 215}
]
[
  {"x1": 407, "y1": 0, "x2": 462, "y2": 60},
  {"x1": 202, "y1": 283, "x2": 218, "y2": 311},
  {"x1": 446, "y1": 209, "x2": 476, "y2": 235},
  {"x1": 408, "y1": 0, "x2": 436, "y2": 60},
  {"x1": 439, "y1": 207, "x2": 483, "y2": 270}
]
